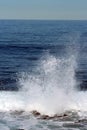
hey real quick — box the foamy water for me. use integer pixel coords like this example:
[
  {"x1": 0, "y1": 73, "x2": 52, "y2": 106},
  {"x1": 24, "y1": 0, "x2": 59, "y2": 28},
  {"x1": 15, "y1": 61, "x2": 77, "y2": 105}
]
[
  {"x1": 0, "y1": 54, "x2": 87, "y2": 130},
  {"x1": 0, "y1": 54, "x2": 86, "y2": 117}
]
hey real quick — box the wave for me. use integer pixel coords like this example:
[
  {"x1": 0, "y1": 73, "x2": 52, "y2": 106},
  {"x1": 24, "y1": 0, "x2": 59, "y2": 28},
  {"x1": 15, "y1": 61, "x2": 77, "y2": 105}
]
[{"x1": 0, "y1": 53, "x2": 87, "y2": 117}]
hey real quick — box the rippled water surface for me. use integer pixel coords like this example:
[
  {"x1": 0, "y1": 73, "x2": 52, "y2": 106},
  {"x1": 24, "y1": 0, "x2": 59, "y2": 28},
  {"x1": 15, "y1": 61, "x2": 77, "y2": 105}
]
[{"x1": 0, "y1": 20, "x2": 87, "y2": 130}]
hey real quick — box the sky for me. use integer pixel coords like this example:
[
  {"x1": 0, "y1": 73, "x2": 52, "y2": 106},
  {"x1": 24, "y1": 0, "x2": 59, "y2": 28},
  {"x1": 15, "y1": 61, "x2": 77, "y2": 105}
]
[{"x1": 0, "y1": 0, "x2": 87, "y2": 20}]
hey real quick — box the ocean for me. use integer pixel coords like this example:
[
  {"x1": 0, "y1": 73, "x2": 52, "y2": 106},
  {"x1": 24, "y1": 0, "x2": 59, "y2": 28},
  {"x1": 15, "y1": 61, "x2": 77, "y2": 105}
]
[{"x1": 0, "y1": 20, "x2": 87, "y2": 130}]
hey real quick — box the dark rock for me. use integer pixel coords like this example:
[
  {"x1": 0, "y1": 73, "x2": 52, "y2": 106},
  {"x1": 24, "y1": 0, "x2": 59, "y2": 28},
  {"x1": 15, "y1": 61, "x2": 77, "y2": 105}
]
[
  {"x1": 31, "y1": 110, "x2": 68, "y2": 120},
  {"x1": 40, "y1": 114, "x2": 68, "y2": 120},
  {"x1": 32, "y1": 110, "x2": 41, "y2": 116},
  {"x1": 40, "y1": 115, "x2": 50, "y2": 120},
  {"x1": 63, "y1": 113, "x2": 68, "y2": 117}
]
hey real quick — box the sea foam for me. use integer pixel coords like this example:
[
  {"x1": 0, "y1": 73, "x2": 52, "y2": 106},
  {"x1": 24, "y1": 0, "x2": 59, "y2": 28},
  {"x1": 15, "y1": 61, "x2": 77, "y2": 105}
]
[{"x1": 0, "y1": 54, "x2": 87, "y2": 116}]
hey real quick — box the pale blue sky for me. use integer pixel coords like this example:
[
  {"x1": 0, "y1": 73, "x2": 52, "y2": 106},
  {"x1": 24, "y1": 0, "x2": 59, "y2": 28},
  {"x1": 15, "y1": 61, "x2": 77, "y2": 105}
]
[{"x1": 0, "y1": 0, "x2": 87, "y2": 20}]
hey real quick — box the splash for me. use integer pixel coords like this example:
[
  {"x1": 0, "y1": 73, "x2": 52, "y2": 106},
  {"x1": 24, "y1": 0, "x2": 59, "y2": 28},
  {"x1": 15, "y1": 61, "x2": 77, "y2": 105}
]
[
  {"x1": 0, "y1": 54, "x2": 87, "y2": 117},
  {"x1": 19, "y1": 54, "x2": 78, "y2": 115}
]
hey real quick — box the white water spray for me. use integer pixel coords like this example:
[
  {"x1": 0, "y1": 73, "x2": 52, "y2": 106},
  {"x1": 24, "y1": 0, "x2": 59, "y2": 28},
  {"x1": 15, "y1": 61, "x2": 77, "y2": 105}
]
[
  {"x1": 19, "y1": 54, "x2": 78, "y2": 115},
  {"x1": 0, "y1": 54, "x2": 87, "y2": 116}
]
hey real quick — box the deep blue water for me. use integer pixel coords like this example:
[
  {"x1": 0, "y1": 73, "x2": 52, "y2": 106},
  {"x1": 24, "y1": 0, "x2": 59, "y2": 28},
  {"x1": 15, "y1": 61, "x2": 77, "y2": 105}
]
[{"x1": 0, "y1": 20, "x2": 87, "y2": 91}]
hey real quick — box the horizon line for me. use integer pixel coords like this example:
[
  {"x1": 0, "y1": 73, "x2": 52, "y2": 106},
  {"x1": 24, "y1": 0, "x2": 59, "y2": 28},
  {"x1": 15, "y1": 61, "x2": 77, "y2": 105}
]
[{"x1": 0, "y1": 18, "x2": 87, "y2": 21}]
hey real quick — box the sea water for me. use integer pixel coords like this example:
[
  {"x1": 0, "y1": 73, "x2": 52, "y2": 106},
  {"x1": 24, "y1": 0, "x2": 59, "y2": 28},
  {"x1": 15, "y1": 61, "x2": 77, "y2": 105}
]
[{"x1": 0, "y1": 20, "x2": 87, "y2": 130}]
